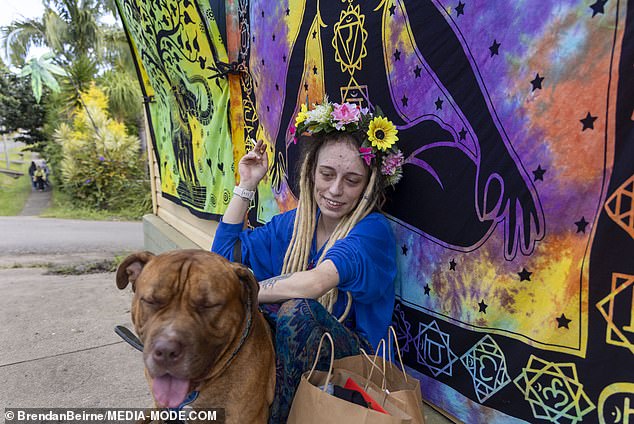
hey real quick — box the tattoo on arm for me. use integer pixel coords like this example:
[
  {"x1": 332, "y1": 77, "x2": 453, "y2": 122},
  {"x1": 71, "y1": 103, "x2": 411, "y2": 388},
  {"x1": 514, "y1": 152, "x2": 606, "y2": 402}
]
[{"x1": 259, "y1": 273, "x2": 293, "y2": 290}]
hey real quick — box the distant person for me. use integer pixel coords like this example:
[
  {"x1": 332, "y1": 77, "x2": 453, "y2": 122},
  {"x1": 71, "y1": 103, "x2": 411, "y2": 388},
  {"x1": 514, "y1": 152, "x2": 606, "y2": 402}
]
[
  {"x1": 28, "y1": 161, "x2": 37, "y2": 189},
  {"x1": 33, "y1": 166, "x2": 47, "y2": 191},
  {"x1": 40, "y1": 160, "x2": 50, "y2": 188}
]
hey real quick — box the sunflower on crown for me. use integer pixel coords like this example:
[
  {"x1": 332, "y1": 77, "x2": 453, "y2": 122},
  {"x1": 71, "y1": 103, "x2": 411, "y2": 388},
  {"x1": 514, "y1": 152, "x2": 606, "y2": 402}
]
[{"x1": 293, "y1": 98, "x2": 404, "y2": 186}]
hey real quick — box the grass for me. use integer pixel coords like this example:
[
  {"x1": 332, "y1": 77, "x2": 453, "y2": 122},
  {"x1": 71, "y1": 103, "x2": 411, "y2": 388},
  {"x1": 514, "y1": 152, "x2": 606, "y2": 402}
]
[
  {"x1": 0, "y1": 150, "x2": 32, "y2": 216},
  {"x1": 41, "y1": 190, "x2": 145, "y2": 221},
  {"x1": 46, "y1": 258, "x2": 118, "y2": 275},
  {"x1": 0, "y1": 146, "x2": 148, "y2": 221}
]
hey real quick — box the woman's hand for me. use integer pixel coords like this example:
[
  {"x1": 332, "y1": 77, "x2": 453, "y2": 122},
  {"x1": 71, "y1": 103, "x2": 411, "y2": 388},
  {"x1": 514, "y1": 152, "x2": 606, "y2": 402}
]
[{"x1": 238, "y1": 139, "x2": 269, "y2": 190}]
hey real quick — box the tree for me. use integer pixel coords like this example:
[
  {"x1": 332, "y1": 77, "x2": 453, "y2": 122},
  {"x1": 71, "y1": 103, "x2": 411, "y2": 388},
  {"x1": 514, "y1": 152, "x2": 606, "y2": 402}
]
[
  {"x1": 19, "y1": 52, "x2": 66, "y2": 103},
  {"x1": 2, "y1": 0, "x2": 144, "y2": 135},
  {"x1": 0, "y1": 60, "x2": 47, "y2": 147}
]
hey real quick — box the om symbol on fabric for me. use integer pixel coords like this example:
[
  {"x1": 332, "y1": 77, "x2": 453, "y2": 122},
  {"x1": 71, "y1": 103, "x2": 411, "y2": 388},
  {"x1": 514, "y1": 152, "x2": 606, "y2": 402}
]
[{"x1": 514, "y1": 355, "x2": 595, "y2": 423}]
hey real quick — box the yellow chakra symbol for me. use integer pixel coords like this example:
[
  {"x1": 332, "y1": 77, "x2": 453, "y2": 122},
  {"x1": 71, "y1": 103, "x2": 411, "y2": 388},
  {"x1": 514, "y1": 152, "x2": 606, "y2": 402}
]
[
  {"x1": 604, "y1": 174, "x2": 634, "y2": 240},
  {"x1": 596, "y1": 273, "x2": 634, "y2": 354},
  {"x1": 332, "y1": 3, "x2": 368, "y2": 75},
  {"x1": 513, "y1": 355, "x2": 595, "y2": 423},
  {"x1": 597, "y1": 382, "x2": 634, "y2": 424}
]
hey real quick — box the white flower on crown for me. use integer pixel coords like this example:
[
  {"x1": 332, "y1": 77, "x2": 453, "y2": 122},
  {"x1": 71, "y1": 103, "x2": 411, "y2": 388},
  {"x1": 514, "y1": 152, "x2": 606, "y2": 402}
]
[{"x1": 304, "y1": 102, "x2": 333, "y2": 125}]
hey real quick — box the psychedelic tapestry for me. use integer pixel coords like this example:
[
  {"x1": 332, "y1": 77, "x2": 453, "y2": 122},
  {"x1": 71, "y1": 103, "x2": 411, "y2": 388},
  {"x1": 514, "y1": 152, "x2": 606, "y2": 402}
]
[
  {"x1": 119, "y1": 0, "x2": 634, "y2": 422},
  {"x1": 228, "y1": 0, "x2": 634, "y2": 422},
  {"x1": 116, "y1": 0, "x2": 236, "y2": 217}
]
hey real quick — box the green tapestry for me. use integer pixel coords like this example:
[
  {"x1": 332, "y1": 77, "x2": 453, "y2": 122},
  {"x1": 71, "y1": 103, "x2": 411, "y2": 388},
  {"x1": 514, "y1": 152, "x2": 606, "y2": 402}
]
[{"x1": 116, "y1": 0, "x2": 235, "y2": 217}]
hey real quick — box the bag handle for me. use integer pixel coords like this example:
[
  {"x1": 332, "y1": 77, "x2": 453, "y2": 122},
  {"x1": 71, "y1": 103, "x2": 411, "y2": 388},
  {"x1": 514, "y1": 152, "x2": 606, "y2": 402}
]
[
  {"x1": 307, "y1": 332, "x2": 335, "y2": 391},
  {"x1": 360, "y1": 339, "x2": 388, "y2": 392},
  {"x1": 387, "y1": 326, "x2": 409, "y2": 382}
]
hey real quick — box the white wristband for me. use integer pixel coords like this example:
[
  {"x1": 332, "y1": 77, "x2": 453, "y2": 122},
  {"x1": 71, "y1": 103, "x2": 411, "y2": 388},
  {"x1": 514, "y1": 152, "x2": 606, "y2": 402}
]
[{"x1": 233, "y1": 186, "x2": 256, "y2": 201}]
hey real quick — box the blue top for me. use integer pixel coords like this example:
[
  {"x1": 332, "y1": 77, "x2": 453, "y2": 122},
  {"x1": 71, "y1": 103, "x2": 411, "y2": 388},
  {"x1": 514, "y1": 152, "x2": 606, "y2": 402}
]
[{"x1": 211, "y1": 209, "x2": 397, "y2": 349}]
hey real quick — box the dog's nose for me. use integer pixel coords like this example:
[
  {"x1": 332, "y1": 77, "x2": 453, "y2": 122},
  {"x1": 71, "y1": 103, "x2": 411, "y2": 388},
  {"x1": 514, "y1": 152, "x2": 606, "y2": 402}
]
[{"x1": 152, "y1": 338, "x2": 183, "y2": 364}]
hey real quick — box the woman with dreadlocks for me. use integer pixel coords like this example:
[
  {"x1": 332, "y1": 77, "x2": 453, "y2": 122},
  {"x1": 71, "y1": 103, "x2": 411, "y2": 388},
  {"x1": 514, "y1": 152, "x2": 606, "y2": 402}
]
[{"x1": 211, "y1": 100, "x2": 403, "y2": 423}]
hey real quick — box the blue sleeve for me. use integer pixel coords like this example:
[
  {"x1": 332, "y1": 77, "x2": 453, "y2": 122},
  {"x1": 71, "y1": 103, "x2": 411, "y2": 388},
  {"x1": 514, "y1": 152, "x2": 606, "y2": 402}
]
[
  {"x1": 323, "y1": 213, "x2": 397, "y2": 304},
  {"x1": 211, "y1": 209, "x2": 296, "y2": 281}
]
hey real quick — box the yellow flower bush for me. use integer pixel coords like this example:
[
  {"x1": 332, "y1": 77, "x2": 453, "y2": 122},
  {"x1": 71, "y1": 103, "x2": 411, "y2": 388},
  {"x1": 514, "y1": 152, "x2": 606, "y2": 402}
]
[{"x1": 53, "y1": 83, "x2": 148, "y2": 210}]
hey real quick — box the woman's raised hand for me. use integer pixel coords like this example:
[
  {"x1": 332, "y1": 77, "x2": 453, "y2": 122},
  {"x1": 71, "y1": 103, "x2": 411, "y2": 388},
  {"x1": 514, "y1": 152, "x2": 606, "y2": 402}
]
[{"x1": 238, "y1": 139, "x2": 269, "y2": 190}]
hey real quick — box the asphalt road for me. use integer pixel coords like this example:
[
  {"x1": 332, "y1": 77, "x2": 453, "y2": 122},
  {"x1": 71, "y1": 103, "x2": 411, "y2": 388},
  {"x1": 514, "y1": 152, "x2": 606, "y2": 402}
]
[{"x1": 0, "y1": 217, "x2": 143, "y2": 255}]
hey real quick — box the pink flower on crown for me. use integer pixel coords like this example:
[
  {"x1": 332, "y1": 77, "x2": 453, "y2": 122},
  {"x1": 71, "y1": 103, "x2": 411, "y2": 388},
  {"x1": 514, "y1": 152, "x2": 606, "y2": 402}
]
[
  {"x1": 331, "y1": 102, "x2": 361, "y2": 130},
  {"x1": 359, "y1": 147, "x2": 375, "y2": 166},
  {"x1": 381, "y1": 151, "x2": 404, "y2": 176},
  {"x1": 289, "y1": 125, "x2": 297, "y2": 144}
]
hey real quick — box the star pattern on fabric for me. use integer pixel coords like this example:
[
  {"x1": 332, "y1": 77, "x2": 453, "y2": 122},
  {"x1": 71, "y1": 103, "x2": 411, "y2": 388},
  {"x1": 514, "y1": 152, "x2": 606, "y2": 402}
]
[
  {"x1": 272, "y1": 34, "x2": 275, "y2": 41},
  {"x1": 401, "y1": 95, "x2": 408, "y2": 107},
  {"x1": 590, "y1": 0, "x2": 608, "y2": 17},
  {"x1": 530, "y1": 73, "x2": 544, "y2": 91},
  {"x1": 575, "y1": 216, "x2": 589, "y2": 233},
  {"x1": 285, "y1": 8, "x2": 290, "y2": 16},
  {"x1": 394, "y1": 49, "x2": 401, "y2": 61},
  {"x1": 556, "y1": 314, "x2": 572, "y2": 329},
  {"x1": 282, "y1": 54, "x2": 287, "y2": 62},
  {"x1": 414, "y1": 65, "x2": 422, "y2": 78},
  {"x1": 312, "y1": 30, "x2": 317, "y2": 39},
  {"x1": 304, "y1": 83, "x2": 309, "y2": 92},
  {"x1": 533, "y1": 165, "x2": 546, "y2": 181},
  {"x1": 401, "y1": 244, "x2": 408, "y2": 255},
  {"x1": 459, "y1": 128, "x2": 467, "y2": 140},
  {"x1": 489, "y1": 39, "x2": 500, "y2": 57},
  {"x1": 389, "y1": 4, "x2": 396, "y2": 16},
  {"x1": 456, "y1": 1, "x2": 465, "y2": 16},
  {"x1": 424, "y1": 284, "x2": 431, "y2": 296},
  {"x1": 518, "y1": 268, "x2": 532, "y2": 281},
  {"x1": 435, "y1": 97, "x2": 443, "y2": 110},
  {"x1": 479, "y1": 300, "x2": 488, "y2": 313},
  {"x1": 449, "y1": 259, "x2": 456, "y2": 270},
  {"x1": 275, "y1": 83, "x2": 279, "y2": 91},
  {"x1": 580, "y1": 112, "x2": 597, "y2": 131},
  {"x1": 313, "y1": 66, "x2": 318, "y2": 75}
]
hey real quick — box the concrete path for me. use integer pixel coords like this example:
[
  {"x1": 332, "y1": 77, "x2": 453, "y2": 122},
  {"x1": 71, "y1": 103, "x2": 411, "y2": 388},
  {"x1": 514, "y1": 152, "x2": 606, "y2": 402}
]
[
  {"x1": 0, "y1": 216, "x2": 149, "y2": 411},
  {"x1": 19, "y1": 187, "x2": 52, "y2": 216},
  {"x1": 19, "y1": 151, "x2": 52, "y2": 216},
  {"x1": 0, "y1": 268, "x2": 150, "y2": 409}
]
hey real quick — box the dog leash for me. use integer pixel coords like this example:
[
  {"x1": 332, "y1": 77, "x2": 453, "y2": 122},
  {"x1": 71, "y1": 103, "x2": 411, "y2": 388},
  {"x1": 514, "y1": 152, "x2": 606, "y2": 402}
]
[{"x1": 114, "y1": 325, "x2": 144, "y2": 352}]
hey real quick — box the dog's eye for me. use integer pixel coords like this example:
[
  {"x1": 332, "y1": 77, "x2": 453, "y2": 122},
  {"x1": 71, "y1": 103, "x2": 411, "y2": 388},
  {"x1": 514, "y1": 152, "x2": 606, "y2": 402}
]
[
  {"x1": 196, "y1": 302, "x2": 222, "y2": 311},
  {"x1": 141, "y1": 297, "x2": 163, "y2": 307}
]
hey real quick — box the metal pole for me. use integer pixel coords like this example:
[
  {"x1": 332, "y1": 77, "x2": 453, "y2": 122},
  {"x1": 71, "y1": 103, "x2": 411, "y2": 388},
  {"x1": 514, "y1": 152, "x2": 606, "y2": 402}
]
[{"x1": 3, "y1": 133, "x2": 10, "y2": 170}]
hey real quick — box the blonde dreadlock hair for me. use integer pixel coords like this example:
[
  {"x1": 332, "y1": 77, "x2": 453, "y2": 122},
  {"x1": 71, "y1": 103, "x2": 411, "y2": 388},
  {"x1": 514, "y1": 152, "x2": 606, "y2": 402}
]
[{"x1": 281, "y1": 133, "x2": 386, "y2": 320}]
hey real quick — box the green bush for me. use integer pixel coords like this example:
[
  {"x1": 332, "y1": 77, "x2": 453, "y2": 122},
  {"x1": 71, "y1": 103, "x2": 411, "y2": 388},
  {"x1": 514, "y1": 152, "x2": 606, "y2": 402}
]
[{"x1": 53, "y1": 83, "x2": 150, "y2": 212}]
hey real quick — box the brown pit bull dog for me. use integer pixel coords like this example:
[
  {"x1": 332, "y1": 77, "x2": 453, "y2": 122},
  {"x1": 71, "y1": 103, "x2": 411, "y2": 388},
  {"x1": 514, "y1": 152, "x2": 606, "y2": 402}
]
[{"x1": 116, "y1": 249, "x2": 275, "y2": 423}]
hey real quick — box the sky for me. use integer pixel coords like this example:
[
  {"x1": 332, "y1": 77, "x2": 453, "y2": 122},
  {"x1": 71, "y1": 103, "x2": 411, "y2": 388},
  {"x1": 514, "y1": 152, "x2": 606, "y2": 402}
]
[
  {"x1": 1, "y1": 0, "x2": 119, "y2": 65},
  {"x1": 1, "y1": 0, "x2": 47, "y2": 63},
  {"x1": 1, "y1": 0, "x2": 44, "y2": 28}
]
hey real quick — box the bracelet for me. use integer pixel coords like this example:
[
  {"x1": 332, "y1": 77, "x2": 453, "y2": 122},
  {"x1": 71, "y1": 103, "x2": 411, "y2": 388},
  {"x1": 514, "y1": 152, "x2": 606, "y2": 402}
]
[{"x1": 233, "y1": 185, "x2": 256, "y2": 201}]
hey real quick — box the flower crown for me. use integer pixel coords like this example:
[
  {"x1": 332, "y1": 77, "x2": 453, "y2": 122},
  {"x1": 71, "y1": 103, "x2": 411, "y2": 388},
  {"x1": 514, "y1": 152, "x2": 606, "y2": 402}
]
[{"x1": 292, "y1": 98, "x2": 404, "y2": 186}]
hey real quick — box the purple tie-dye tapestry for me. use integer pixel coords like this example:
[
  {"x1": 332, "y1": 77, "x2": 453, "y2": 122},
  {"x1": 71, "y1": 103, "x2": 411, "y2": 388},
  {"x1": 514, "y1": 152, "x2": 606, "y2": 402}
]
[{"x1": 227, "y1": 0, "x2": 634, "y2": 422}]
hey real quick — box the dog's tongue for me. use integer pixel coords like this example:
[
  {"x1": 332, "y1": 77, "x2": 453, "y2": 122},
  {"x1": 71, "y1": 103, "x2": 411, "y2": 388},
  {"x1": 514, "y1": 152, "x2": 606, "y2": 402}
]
[{"x1": 152, "y1": 375, "x2": 190, "y2": 408}]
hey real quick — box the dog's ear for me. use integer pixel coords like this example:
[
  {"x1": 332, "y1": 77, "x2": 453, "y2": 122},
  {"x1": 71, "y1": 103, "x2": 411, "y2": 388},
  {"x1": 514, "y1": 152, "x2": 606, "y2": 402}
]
[
  {"x1": 116, "y1": 251, "x2": 155, "y2": 291},
  {"x1": 230, "y1": 262, "x2": 259, "y2": 308}
]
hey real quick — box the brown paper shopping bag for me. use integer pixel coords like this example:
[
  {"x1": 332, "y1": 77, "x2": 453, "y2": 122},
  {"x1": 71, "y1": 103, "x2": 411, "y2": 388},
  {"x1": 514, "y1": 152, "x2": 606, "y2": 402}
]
[
  {"x1": 287, "y1": 333, "x2": 414, "y2": 424},
  {"x1": 333, "y1": 326, "x2": 425, "y2": 424}
]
